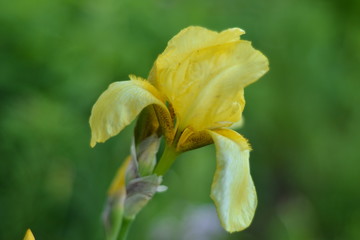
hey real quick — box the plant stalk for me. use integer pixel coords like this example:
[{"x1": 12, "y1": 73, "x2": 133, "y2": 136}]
[
  {"x1": 116, "y1": 218, "x2": 132, "y2": 240},
  {"x1": 154, "y1": 145, "x2": 178, "y2": 176}
]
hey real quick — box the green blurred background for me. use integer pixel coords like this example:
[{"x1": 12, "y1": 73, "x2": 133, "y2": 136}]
[{"x1": 1, "y1": 0, "x2": 359, "y2": 239}]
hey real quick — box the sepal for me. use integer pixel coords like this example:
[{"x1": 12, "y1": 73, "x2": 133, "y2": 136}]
[
  {"x1": 124, "y1": 175, "x2": 163, "y2": 219},
  {"x1": 135, "y1": 135, "x2": 161, "y2": 176}
]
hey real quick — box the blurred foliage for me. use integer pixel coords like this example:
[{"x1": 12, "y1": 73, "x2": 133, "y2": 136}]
[{"x1": 1, "y1": 0, "x2": 360, "y2": 239}]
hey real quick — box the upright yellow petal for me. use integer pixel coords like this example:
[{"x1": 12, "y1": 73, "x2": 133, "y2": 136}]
[
  {"x1": 147, "y1": 27, "x2": 268, "y2": 131},
  {"x1": 23, "y1": 229, "x2": 35, "y2": 240},
  {"x1": 159, "y1": 39, "x2": 268, "y2": 131},
  {"x1": 152, "y1": 26, "x2": 245, "y2": 77},
  {"x1": 208, "y1": 129, "x2": 257, "y2": 232},
  {"x1": 149, "y1": 26, "x2": 245, "y2": 88},
  {"x1": 89, "y1": 79, "x2": 168, "y2": 147}
]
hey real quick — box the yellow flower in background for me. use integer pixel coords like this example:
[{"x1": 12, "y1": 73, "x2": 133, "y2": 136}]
[
  {"x1": 90, "y1": 26, "x2": 268, "y2": 232},
  {"x1": 23, "y1": 229, "x2": 35, "y2": 240}
]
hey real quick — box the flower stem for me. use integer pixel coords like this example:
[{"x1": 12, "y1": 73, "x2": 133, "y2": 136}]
[
  {"x1": 154, "y1": 145, "x2": 178, "y2": 176},
  {"x1": 117, "y1": 218, "x2": 132, "y2": 240},
  {"x1": 104, "y1": 201, "x2": 123, "y2": 240}
]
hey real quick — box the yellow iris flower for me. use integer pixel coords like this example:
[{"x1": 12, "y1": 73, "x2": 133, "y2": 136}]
[
  {"x1": 23, "y1": 229, "x2": 35, "y2": 240},
  {"x1": 90, "y1": 26, "x2": 268, "y2": 232}
]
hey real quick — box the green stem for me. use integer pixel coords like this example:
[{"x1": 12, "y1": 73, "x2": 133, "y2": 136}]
[
  {"x1": 154, "y1": 145, "x2": 178, "y2": 176},
  {"x1": 117, "y1": 218, "x2": 132, "y2": 240},
  {"x1": 105, "y1": 203, "x2": 123, "y2": 240}
]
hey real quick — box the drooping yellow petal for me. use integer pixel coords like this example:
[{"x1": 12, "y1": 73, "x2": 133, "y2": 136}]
[
  {"x1": 89, "y1": 79, "x2": 168, "y2": 147},
  {"x1": 23, "y1": 229, "x2": 35, "y2": 240},
  {"x1": 208, "y1": 129, "x2": 257, "y2": 233}
]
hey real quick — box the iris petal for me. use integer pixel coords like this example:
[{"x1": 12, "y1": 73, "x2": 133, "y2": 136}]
[
  {"x1": 154, "y1": 26, "x2": 245, "y2": 74},
  {"x1": 150, "y1": 26, "x2": 268, "y2": 131},
  {"x1": 208, "y1": 129, "x2": 257, "y2": 232},
  {"x1": 23, "y1": 229, "x2": 35, "y2": 240},
  {"x1": 179, "y1": 41, "x2": 267, "y2": 130},
  {"x1": 89, "y1": 79, "x2": 167, "y2": 147},
  {"x1": 148, "y1": 26, "x2": 246, "y2": 93}
]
